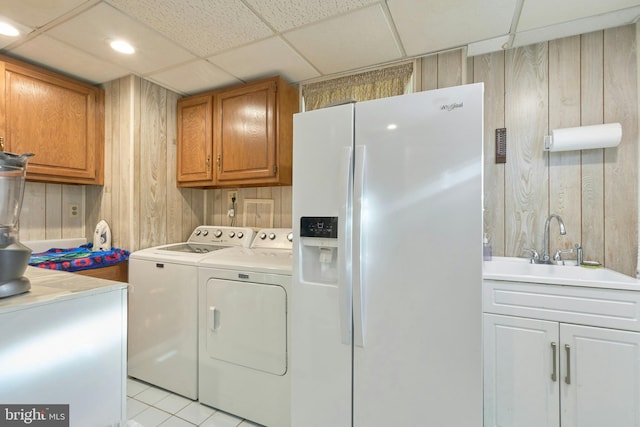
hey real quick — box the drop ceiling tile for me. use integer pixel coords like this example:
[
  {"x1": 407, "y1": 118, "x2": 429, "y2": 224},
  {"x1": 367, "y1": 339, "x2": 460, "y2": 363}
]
[
  {"x1": 8, "y1": 34, "x2": 130, "y2": 84},
  {"x1": 284, "y1": 4, "x2": 402, "y2": 75},
  {"x1": 388, "y1": 0, "x2": 518, "y2": 56},
  {"x1": 106, "y1": 0, "x2": 274, "y2": 57},
  {"x1": 208, "y1": 36, "x2": 319, "y2": 83},
  {"x1": 146, "y1": 60, "x2": 242, "y2": 95},
  {"x1": 0, "y1": 0, "x2": 87, "y2": 27},
  {"x1": 518, "y1": 0, "x2": 640, "y2": 32},
  {"x1": 514, "y1": 6, "x2": 640, "y2": 48},
  {"x1": 45, "y1": 3, "x2": 195, "y2": 75},
  {"x1": 244, "y1": 0, "x2": 379, "y2": 32}
]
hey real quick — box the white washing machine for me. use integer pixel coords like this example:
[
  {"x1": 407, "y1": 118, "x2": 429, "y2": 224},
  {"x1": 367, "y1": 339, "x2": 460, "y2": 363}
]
[
  {"x1": 128, "y1": 226, "x2": 254, "y2": 400},
  {"x1": 198, "y1": 228, "x2": 293, "y2": 427}
]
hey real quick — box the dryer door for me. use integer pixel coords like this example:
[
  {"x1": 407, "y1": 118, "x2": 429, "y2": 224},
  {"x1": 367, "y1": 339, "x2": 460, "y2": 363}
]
[{"x1": 204, "y1": 278, "x2": 287, "y2": 375}]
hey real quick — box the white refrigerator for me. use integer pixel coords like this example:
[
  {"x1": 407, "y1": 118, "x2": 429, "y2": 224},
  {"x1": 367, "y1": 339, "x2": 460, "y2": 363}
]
[{"x1": 291, "y1": 83, "x2": 484, "y2": 426}]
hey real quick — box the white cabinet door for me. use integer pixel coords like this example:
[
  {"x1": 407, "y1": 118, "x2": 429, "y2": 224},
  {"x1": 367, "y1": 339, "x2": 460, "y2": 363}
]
[
  {"x1": 0, "y1": 288, "x2": 126, "y2": 426},
  {"x1": 560, "y1": 324, "x2": 640, "y2": 427},
  {"x1": 484, "y1": 314, "x2": 560, "y2": 427}
]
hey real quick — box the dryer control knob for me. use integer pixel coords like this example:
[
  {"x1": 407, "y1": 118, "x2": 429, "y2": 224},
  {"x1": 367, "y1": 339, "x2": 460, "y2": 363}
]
[
  {"x1": 259, "y1": 232, "x2": 267, "y2": 240},
  {"x1": 269, "y1": 233, "x2": 276, "y2": 240},
  {"x1": 202, "y1": 230, "x2": 209, "y2": 236},
  {"x1": 238, "y1": 232, "x2": 244, "y2": 238},
  {"x1": 214, "y1": 230, "x2": 222, "y2": 238},
  {"x1": 195, "y1": 229, "x2": 201, "y2": 236},
  {"x1": 229, "y1": 232, "x2": 235, "y2": 238},
  {"x1": 287, "y1": 232, "x2": 293, "y2": 242}
]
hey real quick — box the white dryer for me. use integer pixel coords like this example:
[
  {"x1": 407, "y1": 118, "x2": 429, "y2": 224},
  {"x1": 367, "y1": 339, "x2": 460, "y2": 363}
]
[
  {"x1": 128, "y1": 226, "x2": 254, "y2": 400},
  {"x1": 198, "y1": 228, "x2": 293, "y2": 427}
]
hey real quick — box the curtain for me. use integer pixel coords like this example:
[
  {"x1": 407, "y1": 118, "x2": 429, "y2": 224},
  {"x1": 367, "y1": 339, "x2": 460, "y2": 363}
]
[{"x1": 301, "y1": 62, "x2": 414, "y2": 111}]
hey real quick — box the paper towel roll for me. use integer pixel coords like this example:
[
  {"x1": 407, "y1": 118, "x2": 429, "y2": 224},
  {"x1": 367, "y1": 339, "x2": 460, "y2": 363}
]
[{"x1": 544, "y1": 122, "x2": 622, "y2": 152}]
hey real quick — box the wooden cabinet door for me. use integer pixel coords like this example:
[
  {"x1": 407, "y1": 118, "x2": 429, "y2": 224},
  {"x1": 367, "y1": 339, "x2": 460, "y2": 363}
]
[
  {"x1": 2, "y1": 61, "x2": 103, "y2": 184},
  {"x1": 215, "y1": 79, "x2": 276, "y2": 184},
  {"x1": 484, "y1": 314, "x2": 560, "y2": 427},
  {"x1": 560, "y1": 324, "x2": 640, "y2": 427},
  {"x1": 177, "y1": 94, "x2": 213, "y2": 185}
]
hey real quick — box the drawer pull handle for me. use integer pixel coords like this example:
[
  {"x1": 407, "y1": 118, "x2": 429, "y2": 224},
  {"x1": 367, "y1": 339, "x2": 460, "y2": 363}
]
[
  {"x1": 565, "y1": 344, "x2": 571, "y2": 384},
  {"x1": 551, "y1": 342, "x2": 557, "y2": 382}
]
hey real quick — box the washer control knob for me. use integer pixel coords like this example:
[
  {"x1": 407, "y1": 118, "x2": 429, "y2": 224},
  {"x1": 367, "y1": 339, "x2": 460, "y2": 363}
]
[
  {"x1": 259, "y1": 232, "x2": 267, "y2": 240},
  {"x1": 214, "y1": 230, "x2": 223, "y2": 238},
  {"x1": 287, "y1": 232, "x2": 293, "y2": 242},
  {"x1": 238, "y1": 232, "x2": 244, "y2": 239},
  {"x1": 195, "y1": 229, "x2": 201, "y2": 236},
  {"x1": 269, "y1": 233, "x2": 276, "y2": 240},
  {"x1": 229, "y1": 231, "x2": 235, "y2": 238},
  {"x1": 202, "y1": 230, "x2": 209, "y2": 236}
]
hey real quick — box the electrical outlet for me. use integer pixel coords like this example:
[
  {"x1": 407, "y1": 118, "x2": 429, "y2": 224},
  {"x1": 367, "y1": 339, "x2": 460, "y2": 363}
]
[
  {"x1": 69, "y1": 204, "x2": 79, "y2": 218},
  {"x1": 227, "y1": 191, "x2": 238, "y2": 208}
]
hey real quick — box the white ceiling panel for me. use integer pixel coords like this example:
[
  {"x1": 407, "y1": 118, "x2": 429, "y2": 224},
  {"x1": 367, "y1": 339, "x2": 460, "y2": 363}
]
[
  {"x1": 388, "y1": 0, "x2": 519, "y2": 56},
  {"x1": 146, "y1": 60, "x2": 242, "y2": 95},
  {"x1": 0, "y1": 0, "x2": 638, "y2": 94},
  {"x1": 244, "y1": 0, "x2": 379, "y2": 32},
  {"x1": 9, "y1": 35, "x2": 130, "y2": 84},
  {"x1": 207, "y1": 36, "x2": 320, "y2": 83},
  {"x1": 0, "y1": 0, "x2": 88, "y2": 28},
  {"x1": 514, "y1": 6, "x2": 640, "y2": 47},
  {"x1": 106, "y1": 0, "x2": 274, "y2": 57},
  {"x1": 518, "y1": 0, "x2": 640, "y2": 32},
  {"x1": 45, "y1": 3, "x2": 195, "y2": 75},
  {"x1": 284, "y1": 4, "x2": 402, "y2": 75}
]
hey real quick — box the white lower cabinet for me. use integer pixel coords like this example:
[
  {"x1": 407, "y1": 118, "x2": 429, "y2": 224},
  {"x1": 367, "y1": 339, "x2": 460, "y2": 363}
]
[
  {"x1": 484, "y1": 314, "x2": 559, "y2": 427},
  {"x1": 484, "y1": 314, "x2": 640, "y2": 427}
]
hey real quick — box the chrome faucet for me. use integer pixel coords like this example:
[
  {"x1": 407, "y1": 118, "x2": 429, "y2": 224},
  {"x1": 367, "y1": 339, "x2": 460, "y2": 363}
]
[{"x1": 542, "y1": 214, "x2": 566, "y2": 263}]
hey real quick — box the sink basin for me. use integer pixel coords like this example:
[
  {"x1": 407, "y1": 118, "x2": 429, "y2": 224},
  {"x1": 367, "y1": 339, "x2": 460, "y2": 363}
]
[{"x1": 483, "y1": 257, "x2": 640, "y2": 290}]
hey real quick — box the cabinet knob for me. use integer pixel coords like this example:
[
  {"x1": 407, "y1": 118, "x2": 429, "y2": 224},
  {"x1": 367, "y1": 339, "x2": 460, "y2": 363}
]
[{"x1": 0, "y1": 136, "x2": 4, "y2": 151}]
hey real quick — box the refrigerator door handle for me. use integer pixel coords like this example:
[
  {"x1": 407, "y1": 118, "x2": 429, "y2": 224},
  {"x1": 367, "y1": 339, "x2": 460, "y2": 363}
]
[
  {"x1": 353, "y1": 145, "x2": 366, "y2": 347},
  {"x1": 338, "y1": 145, "x2": 353, "y2": 345}
]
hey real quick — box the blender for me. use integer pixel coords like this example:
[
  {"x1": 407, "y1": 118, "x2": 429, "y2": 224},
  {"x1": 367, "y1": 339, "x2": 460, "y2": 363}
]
[{"x1": 0, "y1": 150, "x2": 34, "y2": 298}]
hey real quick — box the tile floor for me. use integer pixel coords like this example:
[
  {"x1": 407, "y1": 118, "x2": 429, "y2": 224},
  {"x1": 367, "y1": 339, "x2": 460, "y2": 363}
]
[{"x1": 127, "y1": 377, "x2": 264, "y2": 427}]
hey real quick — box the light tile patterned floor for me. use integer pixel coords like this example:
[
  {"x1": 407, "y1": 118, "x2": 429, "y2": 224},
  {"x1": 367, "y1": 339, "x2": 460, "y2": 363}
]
[{"x1": 127, "y1": 378, "x2": 264, "y2": 427}]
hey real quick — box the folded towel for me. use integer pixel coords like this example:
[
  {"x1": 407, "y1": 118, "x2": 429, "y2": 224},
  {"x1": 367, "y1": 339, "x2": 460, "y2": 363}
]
[{"x1": 29, "y1": 243, "x2": 130, "y2": 272}]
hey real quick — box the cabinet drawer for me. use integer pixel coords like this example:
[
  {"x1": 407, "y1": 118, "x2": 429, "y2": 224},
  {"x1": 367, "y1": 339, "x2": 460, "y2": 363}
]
[{"x1": 483, "y1": 280, "x2": 640, "y2": 332}]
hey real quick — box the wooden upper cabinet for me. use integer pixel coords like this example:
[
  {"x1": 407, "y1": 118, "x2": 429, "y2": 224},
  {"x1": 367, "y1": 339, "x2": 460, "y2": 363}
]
[
  {"x1": 177, "y1": 76, "x2": 299, "y2": 188},
  {"x1": 177, "y1": 94, "x2": 213, "y2": 183},
  {"x1": 0, "y1": 55, "x2": 104, "y2": 185}
]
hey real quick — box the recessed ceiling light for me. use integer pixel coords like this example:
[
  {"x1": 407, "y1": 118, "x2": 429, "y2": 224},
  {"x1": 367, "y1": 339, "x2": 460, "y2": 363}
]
[
  {"x1": 0, "y1": 22, "x2": 19, "y2": 37},
  {"x1": 110, "y1": 40, "x2": 135, "y2": 54}
]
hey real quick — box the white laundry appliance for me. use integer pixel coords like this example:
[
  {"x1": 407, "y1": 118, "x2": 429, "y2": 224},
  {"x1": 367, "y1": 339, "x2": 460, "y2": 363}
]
[
  {"x1": 198, "y1": 228, "x2": 293, "y2": 427},
  {"x1": 128, "y1": 226, "x2": 254, "y2": 400},
  {"x1": 291, "y1": 84, "x2": 484, "y2": 426}
]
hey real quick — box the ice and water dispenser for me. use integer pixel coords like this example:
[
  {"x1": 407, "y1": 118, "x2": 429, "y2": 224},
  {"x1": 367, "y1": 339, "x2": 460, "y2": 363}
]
[{"x1": 299, "y1": 217, "x2": 339, "y2": 285}]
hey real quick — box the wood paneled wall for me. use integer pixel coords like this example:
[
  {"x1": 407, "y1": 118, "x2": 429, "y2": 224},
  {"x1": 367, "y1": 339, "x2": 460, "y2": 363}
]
[
  {"x1": 17, "y1": 24, "x2": 639, "y2": 276},
  {"x1": 476, "y1": 25, "x2": 638, "y2": 276},
  {"x1": 86, "y1": 75, "x2": 294, "y2": 251},
  {"x1": 85, "y1": 75, "x2": 205, "y2": 251},
  {"x1": 20, "y1": 182, "x2": 84, "y2": 241}
]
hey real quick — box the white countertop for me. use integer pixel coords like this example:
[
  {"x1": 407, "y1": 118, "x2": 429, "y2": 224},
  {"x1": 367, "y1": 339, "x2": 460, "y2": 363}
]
[
  {"x1": 483, "y1": 257, "x2": 640, "y2": 291},
  {"x1": 0, "y1": 267, "x2": 127, "y2": 314}
]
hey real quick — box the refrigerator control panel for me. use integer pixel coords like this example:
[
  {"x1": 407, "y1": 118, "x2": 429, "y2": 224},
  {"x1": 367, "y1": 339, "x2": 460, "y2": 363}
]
[{"x1": 300, "y1": 217, "x2": 338, "y2": 239}]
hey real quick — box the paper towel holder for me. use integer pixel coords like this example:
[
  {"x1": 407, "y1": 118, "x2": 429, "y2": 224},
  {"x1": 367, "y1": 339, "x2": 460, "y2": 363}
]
[{"x1": 544, "y1": 122, "x2": 622, "y2": 152}]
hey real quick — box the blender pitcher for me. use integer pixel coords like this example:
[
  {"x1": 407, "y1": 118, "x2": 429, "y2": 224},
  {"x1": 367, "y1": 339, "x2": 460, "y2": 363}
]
[{"x1": 0, "y1": 151, "x2": 34, "y2": 298}]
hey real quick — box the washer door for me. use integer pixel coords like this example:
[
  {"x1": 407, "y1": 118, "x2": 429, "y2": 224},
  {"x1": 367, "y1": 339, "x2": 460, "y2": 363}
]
[{"x1": 204, "y1": 278, "x2": 287, "y2": 375}]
